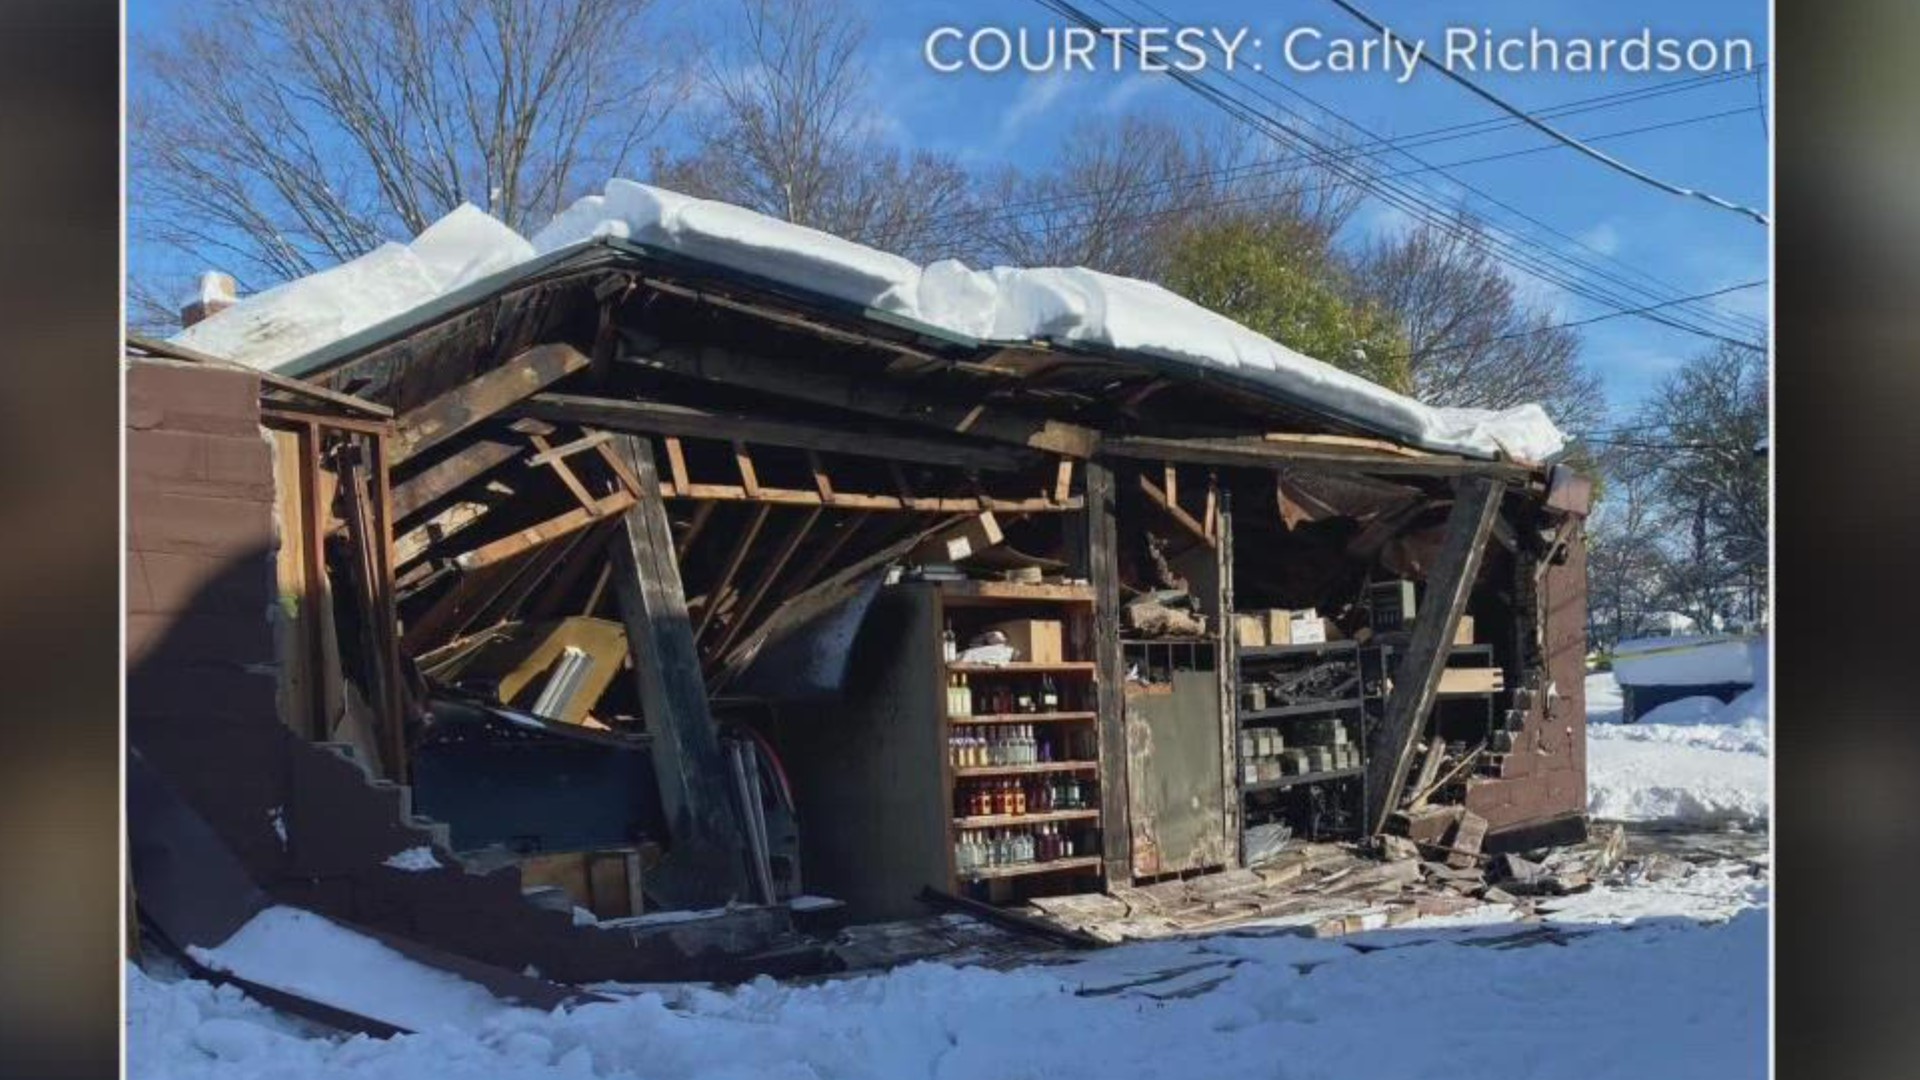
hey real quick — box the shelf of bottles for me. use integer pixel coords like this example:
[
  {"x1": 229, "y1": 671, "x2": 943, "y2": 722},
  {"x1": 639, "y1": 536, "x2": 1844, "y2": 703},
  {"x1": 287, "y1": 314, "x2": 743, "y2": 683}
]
[{"x1": 943, "y1": 645, "x2": 1101, "y2": 884}]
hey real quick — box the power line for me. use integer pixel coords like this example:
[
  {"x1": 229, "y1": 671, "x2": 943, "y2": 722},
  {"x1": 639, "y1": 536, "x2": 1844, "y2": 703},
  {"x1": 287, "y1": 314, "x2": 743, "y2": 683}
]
[
  {"x1": 1105, "y1": 0, "x2": 1765, "y2": 340},
  {"x1": 882, "y1": 108, "x2": 1759, "y2": 260},
  {"x1": 1078, "y1": 0, "x2": 1765, "y2": 343},
  {"x1": 943, "y1": 68, "x2": 1761, "y2": 230},
  {"x1": 1320, "y1": 0, "x2": 1772, "y2": 226},
  {"x1": 1396, "y1": 280, "x2": 1766, "y2": 359}
]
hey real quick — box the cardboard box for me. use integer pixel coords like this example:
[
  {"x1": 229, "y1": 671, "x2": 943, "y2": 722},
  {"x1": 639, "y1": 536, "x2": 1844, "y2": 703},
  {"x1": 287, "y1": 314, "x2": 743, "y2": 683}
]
[
  {"x1": 987, "y1": 618, "x2": 1063, "y2": 664},
  {"x1": 1288, "y1": 614, "x2": 1327, "y2": 644},
  {"x1": 1454, "y1": 615, "x2": 1476, "y2": 646},
  {"x1": 1263, "y1": 609, "x2": 1294, "y2": 645},
  {"x1": 1234, "y1": 613, "x2": 1267, "y2": 648},
  {"x1": 1438, "y1": 667, "x2": 1505, "y2": 695}
]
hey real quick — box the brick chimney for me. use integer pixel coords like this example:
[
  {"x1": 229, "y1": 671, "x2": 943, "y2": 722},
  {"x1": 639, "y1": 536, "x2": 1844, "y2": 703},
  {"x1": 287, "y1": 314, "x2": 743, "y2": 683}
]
[{"x1": 180, "y1": 271, "x2": 238, "y2": 328}]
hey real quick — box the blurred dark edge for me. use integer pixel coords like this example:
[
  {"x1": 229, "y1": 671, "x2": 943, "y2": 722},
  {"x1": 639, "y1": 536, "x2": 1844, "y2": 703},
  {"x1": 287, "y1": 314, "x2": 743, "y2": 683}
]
[
  {"x1": 0, "y1": 0, "x2": 122, "y2": 1077},
  {"x1": 1776, "y1": 3, "x2": 1920, "y2": 1079}
]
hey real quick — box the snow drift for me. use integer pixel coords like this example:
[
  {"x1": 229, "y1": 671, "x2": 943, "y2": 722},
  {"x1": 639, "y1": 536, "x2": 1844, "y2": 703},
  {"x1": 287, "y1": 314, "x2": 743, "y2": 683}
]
[
  {"x1": 173, "y1": 180, "x2": 1566, "y2": 463},
  {"x1": 1585, "y1": 649, "x2": 1771, "y2": 827}
]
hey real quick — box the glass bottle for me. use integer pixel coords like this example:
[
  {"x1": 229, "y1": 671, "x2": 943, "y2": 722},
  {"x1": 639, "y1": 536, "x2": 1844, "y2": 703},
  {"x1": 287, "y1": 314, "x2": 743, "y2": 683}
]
[
  {"x1": 1041, "y1": 675, "x2": 1059, "y2": 712},
  {"x1": 943, "y1": 622, "x2": 958, "y2": 663}
]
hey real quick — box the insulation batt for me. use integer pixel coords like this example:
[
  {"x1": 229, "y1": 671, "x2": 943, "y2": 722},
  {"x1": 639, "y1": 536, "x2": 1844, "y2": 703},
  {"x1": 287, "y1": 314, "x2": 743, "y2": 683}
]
[{"x1": 176, "y1": 181, "x2": 1566, "y2": 463}]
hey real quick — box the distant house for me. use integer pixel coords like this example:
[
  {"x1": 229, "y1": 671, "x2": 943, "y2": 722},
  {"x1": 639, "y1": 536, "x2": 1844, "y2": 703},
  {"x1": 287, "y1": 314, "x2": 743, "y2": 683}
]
[{"x1": 1610, "y1": 634, "x2": 1761, "y2": 722}]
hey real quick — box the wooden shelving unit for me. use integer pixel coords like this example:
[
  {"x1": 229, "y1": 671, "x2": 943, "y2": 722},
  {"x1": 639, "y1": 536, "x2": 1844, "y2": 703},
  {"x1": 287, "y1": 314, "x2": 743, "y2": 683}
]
[{"x1": 939, "y1": 581, "x2": 1106, "y2": 894}]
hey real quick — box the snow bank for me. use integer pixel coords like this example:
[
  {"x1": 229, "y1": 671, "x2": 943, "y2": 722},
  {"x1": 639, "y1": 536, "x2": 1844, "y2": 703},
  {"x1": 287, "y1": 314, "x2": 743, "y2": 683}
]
[
  {"x1": 130, "y1": 883, "x2": 1767, "y2": 1080},
  {"x1": 1586, "y1": 669, "x2": 1771, "y2": 826},
  {"x1": 185, "y1": 906, "x2": 530, "y2": 1033},
  {"x1": 174, "y1": 181, "x2": 1565, "y2": 463},
  {"x1": 1611, "y1": 634, "x2": 1759, "y2": 688}
]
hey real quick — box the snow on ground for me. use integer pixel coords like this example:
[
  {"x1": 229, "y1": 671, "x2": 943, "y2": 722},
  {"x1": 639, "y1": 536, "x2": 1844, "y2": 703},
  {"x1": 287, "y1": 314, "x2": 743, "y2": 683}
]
[
  {"x1": 1586, "y1": 661, "x2": 1771, "y2": 827},
  {"x1": 172, "y1": 181, "x2": 1563, "y2": 462},
  {"x1": 186, "y1": 907, "x2": 537, "y2": 1034},
  {"x1": 131, "y1": 865, "x2": 1767, "y2": 1080}
]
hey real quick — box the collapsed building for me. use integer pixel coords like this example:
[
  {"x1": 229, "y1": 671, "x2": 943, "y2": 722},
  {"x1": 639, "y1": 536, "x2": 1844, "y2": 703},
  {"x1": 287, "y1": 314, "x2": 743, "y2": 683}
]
[{"x1": 126, "y1": 182, "x2": 1593, "y2": 1021}]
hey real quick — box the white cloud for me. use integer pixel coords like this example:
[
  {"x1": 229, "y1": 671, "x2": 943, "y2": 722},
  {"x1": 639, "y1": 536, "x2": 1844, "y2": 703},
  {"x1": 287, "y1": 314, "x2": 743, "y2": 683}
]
[
  {"x1": 1578, "y1": 221, "x2": 1623, "y2": 256},
  {"x1": 998, "y1": 72, "x2": 1074, "y2": 145}
]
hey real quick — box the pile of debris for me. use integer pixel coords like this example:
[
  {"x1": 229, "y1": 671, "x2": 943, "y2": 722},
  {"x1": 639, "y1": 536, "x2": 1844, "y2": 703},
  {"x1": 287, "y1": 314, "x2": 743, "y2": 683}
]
[{"x1": 1013, "y1": 823, "x2": 1631, "y2": 943}]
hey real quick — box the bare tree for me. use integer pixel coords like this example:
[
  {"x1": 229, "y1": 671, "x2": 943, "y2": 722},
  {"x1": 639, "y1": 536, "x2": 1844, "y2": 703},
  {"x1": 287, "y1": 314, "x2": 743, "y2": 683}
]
[
  {"x1": 653, "y1": 0, "x2": 977, "y2": 263},
  {"x1": 1585, "y1": 462, "x2": 1666, "y2": 649},
  {"x1": 974, "y1": 115, "x2": 1361, "y2": 280},
  {"x1": 131, "y1": 0, "x2": 681, "y2": 294},
  {"x1": 1352, "y1": 215, "x2": 1609, "y2": 438}
]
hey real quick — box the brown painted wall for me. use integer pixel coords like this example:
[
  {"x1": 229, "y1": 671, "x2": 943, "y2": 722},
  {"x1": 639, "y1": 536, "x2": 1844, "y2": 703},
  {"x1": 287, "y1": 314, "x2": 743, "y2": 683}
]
[
  {"x1": 1465, "y1": 527, "x2": 1589, "y2": 838},
  {"x1": 126, "y1": 359, "x2": 803, "y2": 984}
]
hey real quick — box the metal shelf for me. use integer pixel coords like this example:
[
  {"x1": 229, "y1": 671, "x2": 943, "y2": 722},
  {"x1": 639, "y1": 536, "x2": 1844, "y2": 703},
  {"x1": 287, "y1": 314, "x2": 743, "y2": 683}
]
[
  {"x1": 1241, "y1": 766, "x2": 1365, "y2": 793},
  {"x1": 1238, "y1": 641, "x2": 1359, "y2": 660},
  {"x1": 1238, "y1": 698, "x2": 1364, "y2": 721}
]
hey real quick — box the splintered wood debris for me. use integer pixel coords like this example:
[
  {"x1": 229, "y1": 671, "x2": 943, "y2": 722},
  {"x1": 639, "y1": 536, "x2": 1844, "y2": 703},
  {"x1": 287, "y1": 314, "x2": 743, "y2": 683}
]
[{"x1": 1016, "y1": 825, "x2": 1636, "y2": 943}]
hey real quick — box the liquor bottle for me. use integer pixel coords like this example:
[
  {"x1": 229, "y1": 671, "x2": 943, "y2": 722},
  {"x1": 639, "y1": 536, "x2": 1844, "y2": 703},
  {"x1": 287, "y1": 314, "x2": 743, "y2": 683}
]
[
  {"x1": 1012, "y1": 780, "x2": 1027, "y2": 816},
  {"x1": 1040, "y1": 675, "x2": 1059, "y2": 712},
  {"x1": 943, "y1": 622, "x2": 958, "y2": 663}
]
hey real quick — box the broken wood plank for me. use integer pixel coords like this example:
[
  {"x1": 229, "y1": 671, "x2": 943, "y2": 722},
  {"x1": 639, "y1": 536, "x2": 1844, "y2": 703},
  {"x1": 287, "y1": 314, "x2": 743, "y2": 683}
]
[
  {"x1": 675, "y1": 502, "x2": 716, "y2": 561},
  {"x1": 692, "y1": 504, "x2": 771, "y2": 641},
  {"x1": 710, "y1": 507, "x2": 822, "y2": 662},
  {"x1": 1364, "y1": 476, "x2": 1506, "y2": 834},
  {"x1": 1137, "y1": 472, "x2": 1215, "y2": 549},
  {"x1": 453, "y1": 490, "x2": 638, "y2": 571},
  {"x1": 807, "y1": 451, "x2": 835, "y2": 503},
  {"x1": 392, "y1": 343, "x2": 589, "y2": 464},
  {"x1": 390, "y1": 437, "x2": 519, "y2": 523}
]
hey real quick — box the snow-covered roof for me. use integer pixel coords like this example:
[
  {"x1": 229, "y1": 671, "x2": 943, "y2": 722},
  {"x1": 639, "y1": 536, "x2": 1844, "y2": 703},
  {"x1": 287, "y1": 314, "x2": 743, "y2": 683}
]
[
  {"x1": 173, "y1": 180, "x2": 1566, "y2": 463},
  {"x1": 1610, "y1": 634, "x2": 1760, "y2": 688}
]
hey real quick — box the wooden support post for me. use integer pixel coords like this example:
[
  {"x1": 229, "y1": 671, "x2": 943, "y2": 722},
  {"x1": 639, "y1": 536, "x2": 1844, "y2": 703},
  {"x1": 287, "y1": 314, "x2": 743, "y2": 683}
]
[
  {"x1": 607, "y1": 435, "x2": 751, "y2": 904},
  {"x1": 1085, "y1": 460, "x2": 1132, "y2": 883},
  {"x1": 1364, "y1": 476, "x2": 1507, "y2": 835},
  {"x1": 1215, "y1": 491, "x2": 1240, "y2": 863}
]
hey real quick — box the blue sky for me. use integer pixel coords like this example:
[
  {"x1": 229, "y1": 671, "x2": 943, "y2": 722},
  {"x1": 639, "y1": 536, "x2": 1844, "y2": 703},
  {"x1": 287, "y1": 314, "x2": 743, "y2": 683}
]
[{"x1": 127, "y1": 0, "x2": 1768, "y2": 426}]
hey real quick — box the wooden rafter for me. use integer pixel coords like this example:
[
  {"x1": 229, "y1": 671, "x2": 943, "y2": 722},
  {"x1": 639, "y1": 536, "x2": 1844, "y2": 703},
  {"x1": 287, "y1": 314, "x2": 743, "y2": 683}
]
[
  {"x1": 693, "y1": 504, "x2": 771, "y2": 641},
  {"x1": 675, "y1": 502, "x2": 717, "y2": 560},
  {"x1": 528, "y1": 433, "x2": 600, "y2": 513},
  {"x1": 453, "y1": 490, "x2": 638, "y2": 571},
  {"x1": 511, "y1": 394, "x2": 1041, "y2": 473},
  {"x1": 710, "y1": 507, "x2": 822, "y2": 662},
  {"x1": 392, "y1": 343, "x2": 590, "y2": 464},
  {"x1": 616, "y1": 346, "x2": 1098, "y2": 458},
  {"x1": 656, "y1": 480, "x2": 1080, "y2": 513}
]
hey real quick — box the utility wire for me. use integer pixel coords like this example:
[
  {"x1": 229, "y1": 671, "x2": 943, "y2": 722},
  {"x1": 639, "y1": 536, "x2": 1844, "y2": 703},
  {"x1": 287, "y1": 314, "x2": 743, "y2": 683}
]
[
  {"x1": 935, "y1": 67, "x2": 1760, "y2": 229},
  {"x1": 1078, "y1": 0, "x2": 1765, "y2": 343},
  {"x1": 1393, "y1": 279, "x2": 1766, "y2": 359},
  {"x1": 1321, "y1": 0, "x2": 1772, "y2": 226},
  {"x1": 1107, "y1": 0, "x2": 1765, "y2": 339}
]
